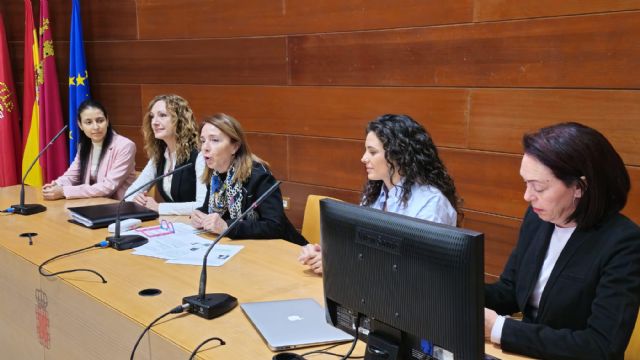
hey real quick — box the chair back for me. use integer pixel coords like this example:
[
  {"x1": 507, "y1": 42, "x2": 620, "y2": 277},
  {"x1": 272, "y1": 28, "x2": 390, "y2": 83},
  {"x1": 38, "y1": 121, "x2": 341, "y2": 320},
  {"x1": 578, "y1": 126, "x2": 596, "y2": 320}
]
[
  {"x1": 626, "y1": 312, "x2": 640, "y2": 359},
  {"x1": 301, "y1": 195, "x2": 340, "y2": 245}
]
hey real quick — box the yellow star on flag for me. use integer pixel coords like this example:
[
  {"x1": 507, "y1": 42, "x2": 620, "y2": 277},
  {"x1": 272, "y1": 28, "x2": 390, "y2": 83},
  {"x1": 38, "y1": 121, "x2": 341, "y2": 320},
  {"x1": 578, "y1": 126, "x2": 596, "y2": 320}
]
[
  {"x1": 69, "y1": 76, "x2": 75, "y2": 86},
  {"x1": 76, "y1": 72, "x2": 86, "y2": 86}
]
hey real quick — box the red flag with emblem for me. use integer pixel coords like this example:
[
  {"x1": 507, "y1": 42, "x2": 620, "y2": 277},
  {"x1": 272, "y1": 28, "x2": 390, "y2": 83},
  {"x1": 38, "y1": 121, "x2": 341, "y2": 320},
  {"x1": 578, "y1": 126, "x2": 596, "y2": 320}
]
[
  {"x1": 38, "y1": 0, "x2": 68, "y2": 183},
  {"x1": 0, "y1": 12, "x2": 21, "y2": 186}
]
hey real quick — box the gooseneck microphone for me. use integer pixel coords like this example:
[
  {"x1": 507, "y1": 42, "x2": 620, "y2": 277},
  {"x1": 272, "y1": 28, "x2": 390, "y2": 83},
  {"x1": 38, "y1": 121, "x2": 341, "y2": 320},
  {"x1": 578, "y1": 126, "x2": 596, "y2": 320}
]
[
  {"x1": 182, "y1": 180, "x2": 282, "y2": 319},
  {"x1": 106, "y1": 162, "x2": 193, "y2": 250},
  {"x1": 11, "y1": 125, "x2": 68, "y2": 215}
]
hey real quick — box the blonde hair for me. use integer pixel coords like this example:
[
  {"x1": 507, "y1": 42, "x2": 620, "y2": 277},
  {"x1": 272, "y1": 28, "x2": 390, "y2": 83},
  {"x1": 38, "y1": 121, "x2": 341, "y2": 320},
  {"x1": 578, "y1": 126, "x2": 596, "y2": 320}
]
[
  {"x1": 199, "y1": 113, "x2": 268, "y2": 184},
  {"x1": 142, "y1": 94, "x2": 199, "y2": 165}
]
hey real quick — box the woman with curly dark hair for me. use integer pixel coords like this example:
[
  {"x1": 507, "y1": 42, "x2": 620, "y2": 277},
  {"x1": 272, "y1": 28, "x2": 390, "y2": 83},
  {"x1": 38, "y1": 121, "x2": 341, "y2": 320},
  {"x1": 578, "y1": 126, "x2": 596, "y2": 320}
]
[
  {"x1": 299, "y1": 114, "x2": 459, "y2": 274},
  {"x1": 125, "y1": 94, "x2": 206, "y2": 215},
  {"x1": 360, "y1": 114, "x2": 458, "y2": 220}
]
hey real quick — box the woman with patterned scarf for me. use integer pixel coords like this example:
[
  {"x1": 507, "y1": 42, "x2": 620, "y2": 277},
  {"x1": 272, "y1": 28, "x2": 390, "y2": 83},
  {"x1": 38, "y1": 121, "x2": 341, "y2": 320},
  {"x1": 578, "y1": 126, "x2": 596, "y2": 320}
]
[{"x1": 190, "y1": 113, "x2": 307, "y2": 245}]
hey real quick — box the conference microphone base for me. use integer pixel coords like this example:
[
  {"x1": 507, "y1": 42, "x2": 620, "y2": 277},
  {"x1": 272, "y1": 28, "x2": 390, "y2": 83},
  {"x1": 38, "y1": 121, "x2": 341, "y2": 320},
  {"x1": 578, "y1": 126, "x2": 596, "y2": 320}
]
[
  {"x1": 11, "y1": 204, "x2": 46, "y2": 215},
  {"x1": 183, "y1": 293, "x2": 238, "y2": 319},
  {"x1": 106, "y1": 235, "x2": 148, "y2": 251}
]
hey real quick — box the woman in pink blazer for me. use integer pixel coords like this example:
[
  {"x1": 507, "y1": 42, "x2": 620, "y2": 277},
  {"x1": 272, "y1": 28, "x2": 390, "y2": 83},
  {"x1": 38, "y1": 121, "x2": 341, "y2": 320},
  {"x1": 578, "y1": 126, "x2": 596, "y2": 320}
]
[{"x1": 42, "y1": 99, "x2": 136, "y2": 200}]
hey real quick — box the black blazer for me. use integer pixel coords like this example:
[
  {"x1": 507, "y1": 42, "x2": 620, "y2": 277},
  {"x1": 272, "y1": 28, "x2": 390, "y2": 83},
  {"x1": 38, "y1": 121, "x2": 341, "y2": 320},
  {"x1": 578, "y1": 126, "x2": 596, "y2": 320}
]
[
  {"x1": 156, "y1": 149, "x2": 199, "y2": 203},
  {"x1": 198, "y1": 162, "x2": 308, "y2": 246},
  {"x1": 486, "y1": 207, "x2": 640, "y2": 359}
]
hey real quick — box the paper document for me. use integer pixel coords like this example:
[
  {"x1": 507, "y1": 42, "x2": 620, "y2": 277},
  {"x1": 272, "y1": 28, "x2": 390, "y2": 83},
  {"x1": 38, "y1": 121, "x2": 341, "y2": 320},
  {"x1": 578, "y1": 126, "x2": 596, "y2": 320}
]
[{"x1": 127, "y1": 222, "x2": 243, "y2": 266}]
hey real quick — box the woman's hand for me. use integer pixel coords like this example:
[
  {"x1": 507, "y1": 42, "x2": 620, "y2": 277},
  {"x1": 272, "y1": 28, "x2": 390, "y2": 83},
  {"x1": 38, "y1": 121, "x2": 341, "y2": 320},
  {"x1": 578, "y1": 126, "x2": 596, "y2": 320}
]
[
  {"x1": 42, "y1": 182, "x2": 65, "y2": 200},
  {"x1": 132, "y1": 191, "x2": 159, "y2": 211},
  {"x1": 484, "y1": 307, "x2": 498, "y2": 340},
  {"x1": 191, "y1": 210, "x2": 206, "y2": 229},
  {"x1": 298, "y1": 244, "x2": 323, "y2": 275},
  {"x1": 201, "y1": 212, "x2": 228, "y2": 234}
]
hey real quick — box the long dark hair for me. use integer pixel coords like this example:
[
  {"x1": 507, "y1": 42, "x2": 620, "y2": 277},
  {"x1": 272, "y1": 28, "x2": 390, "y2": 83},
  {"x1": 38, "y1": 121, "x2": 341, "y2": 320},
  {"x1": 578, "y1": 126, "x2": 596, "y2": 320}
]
[
  {"x1": 523, "y1": 122, "x2": 629, "y2": 229},
  {"x1": 76, "y1": 99, "x2": 113, "y2": 182},
  {"x1": 361, "y1": 114, "x2": 459, "y2": 212}
]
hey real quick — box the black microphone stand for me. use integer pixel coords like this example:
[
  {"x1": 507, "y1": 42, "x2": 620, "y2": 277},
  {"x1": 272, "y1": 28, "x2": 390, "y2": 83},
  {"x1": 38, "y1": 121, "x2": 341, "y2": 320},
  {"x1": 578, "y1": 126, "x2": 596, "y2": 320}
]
[
  {"x1": 12, "y1": 125, "x2": 68, "y2": 215},
  {"x1": 183, "y1": 181, "x2": 281, "y2": 319},
  {"x1": 106, "y1": 163, "x2": 193, "y2": 250}
]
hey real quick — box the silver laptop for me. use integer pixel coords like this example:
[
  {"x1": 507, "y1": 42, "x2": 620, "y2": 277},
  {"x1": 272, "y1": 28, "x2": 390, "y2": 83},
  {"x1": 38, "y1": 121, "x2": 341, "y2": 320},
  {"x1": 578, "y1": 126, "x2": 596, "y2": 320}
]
[{"x1": 241, "y1": 298, "x2": 353, "y2": 351}]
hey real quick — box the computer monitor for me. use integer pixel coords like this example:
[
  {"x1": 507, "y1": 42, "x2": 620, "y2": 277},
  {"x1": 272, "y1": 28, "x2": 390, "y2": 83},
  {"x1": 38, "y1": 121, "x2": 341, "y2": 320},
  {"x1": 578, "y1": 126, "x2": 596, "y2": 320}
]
[{"x1": 320, "y1": 199, "x2": 484, "y2": 360}]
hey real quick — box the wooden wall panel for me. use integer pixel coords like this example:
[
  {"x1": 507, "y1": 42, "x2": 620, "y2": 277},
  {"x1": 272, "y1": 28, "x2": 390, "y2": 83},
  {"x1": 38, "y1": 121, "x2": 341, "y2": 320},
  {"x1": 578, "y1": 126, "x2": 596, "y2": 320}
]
[
  {"x1": 141, "y1": 85, "x2": 469, "y2": 146},
  {"x1": 85, "y1": 38, "x2": 288, "y2": 85},
  {"x1": 469, "y1": 89, "x2": 640, "y2": 166},
  {"x1": 2, "y1": 0, "x2": 25, "y2": 42},
  {"x1": 290, "y1": 12, "x2": 640, "y2": 88},
  {"x1": 623, "y1": 166, "x2": 640, "y2": 223},
  {"x1": 92, "y1": 85, "x2": 142, "y2": 127},
  {"x1": 289, "y1": 137, "x2": 364, "y2": 191},
  {"x1": 7, "y1": 42, "x2": 22, "y2": 84},
  {"x1": 281, "y1": 182, "x2": 361, "y2": 229},
  {"x1": 137, "y1": 0, "x2": 284, "y2": 39},
  {"x1": 442, "y1": 149, "x2": 527, "y2": 218},
  {"x1": 137, "y1": 0, "x2": 473, "y2": 39},
  {"x1": 245, "y1": 133, "x2": 288, "y2": 181},
  {"x1": 3, "y1": 0, "x2": 137, "y2": 41},
  {"x1": 282, "y1": 0, "x2": 473, "y2": 34},
  {"x1": 462, "y1": 210, "x2": 521, "y2": 277},
  {"x1": 137, "y1": 0, "x2": 278, "y2": 39},
  {"x1": 50, "y1": 0, "x2": 138, "y2": 41},
  {"x1": 113, "y1": 126, "x2": 146, "y2": 170},
  {"x1": 475, "y1": 0, "x2": 640, "y2": 22}
]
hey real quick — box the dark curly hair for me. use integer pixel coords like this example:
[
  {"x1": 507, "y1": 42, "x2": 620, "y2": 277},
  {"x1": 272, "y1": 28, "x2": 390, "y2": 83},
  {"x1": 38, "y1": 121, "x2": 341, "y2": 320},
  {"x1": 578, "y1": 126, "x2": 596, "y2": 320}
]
[{"x1": 361, "y1": 114, "x2": 459, "y2": 213}]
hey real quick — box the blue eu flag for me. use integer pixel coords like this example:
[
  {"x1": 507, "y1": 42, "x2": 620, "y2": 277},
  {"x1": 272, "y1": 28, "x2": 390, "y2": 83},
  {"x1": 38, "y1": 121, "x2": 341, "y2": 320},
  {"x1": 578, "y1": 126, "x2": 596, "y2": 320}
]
[{"x1": 68, "y1": 0, "x2": 90, "y2": 163}]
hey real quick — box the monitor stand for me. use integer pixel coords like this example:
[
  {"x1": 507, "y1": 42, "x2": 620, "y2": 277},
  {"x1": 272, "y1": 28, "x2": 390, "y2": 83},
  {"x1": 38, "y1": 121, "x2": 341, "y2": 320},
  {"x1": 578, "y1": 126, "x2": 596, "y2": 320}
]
[{"x1": 365, "y1": 332, "x2": 399, "y2": 360}]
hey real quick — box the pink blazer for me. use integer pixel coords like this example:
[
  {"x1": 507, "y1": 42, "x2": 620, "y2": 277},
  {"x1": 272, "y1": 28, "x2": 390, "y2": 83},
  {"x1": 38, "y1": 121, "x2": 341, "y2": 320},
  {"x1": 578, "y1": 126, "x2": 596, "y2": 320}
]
[{"x1": 55, "y1": 132, "x2": 137, "y2": 200}]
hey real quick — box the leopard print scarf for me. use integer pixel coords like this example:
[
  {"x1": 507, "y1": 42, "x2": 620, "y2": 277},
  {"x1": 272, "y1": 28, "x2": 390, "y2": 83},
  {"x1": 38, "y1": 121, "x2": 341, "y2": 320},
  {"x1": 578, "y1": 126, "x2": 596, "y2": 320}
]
[{"x1": 208, "y1": 165, "x2": 244, "y2": 219}]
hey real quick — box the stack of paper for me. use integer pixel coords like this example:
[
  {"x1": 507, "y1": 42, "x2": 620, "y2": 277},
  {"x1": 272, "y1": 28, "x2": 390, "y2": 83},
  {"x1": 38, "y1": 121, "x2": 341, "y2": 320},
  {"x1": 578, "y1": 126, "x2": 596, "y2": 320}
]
[{"x1": 125, "y1": 222, "x2": 243, "y2": 266}]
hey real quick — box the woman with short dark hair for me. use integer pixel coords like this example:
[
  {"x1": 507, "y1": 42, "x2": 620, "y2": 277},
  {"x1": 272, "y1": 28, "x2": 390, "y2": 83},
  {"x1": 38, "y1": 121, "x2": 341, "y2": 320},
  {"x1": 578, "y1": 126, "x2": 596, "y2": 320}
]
[
  {"x1": 42, "y1": 99, "x2": 136, "y2": 200},
  {"x1": 485, "y1": 122, "x2": 640, "y2": 359}
]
